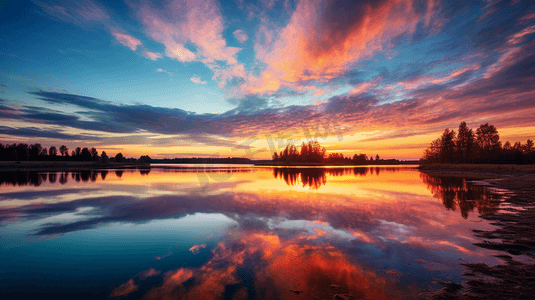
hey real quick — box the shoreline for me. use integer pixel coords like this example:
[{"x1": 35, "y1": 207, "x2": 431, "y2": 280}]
[
  {"x1": 0, "y1": 161, "x2": 150, "y2": 172},
  {"x1": 418, "y1": 163, "x2": 535, "y2": 176},
  {"x1": 0, "y1": 161, "x2": 418, "y2": 171},
  {"x1": 426, "y1": 165, "x2": 535, "y2": 299}
]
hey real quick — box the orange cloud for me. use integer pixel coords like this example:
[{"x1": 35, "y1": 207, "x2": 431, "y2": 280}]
[
  {"x1": 142, "y1": 230, "x2": 392, "y2": 299},
  {"x1": 109, "y1": 278, "x2": 138, "y2": 298},
  {"x1": 189, "y1": 243, "x2": 206, "y2": 254},
  {"x1": 138, "y1": 268, "x2": 161, "y2": 280}
]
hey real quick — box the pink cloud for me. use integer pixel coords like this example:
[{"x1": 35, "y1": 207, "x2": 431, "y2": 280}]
[
  {"x1": 190, "y1": 75, "x2": 207, "y2": 84},
  {"x1": 143, "y1": 51, "x2": 163, "y2": 60},
  {"x1": 507, "y1": 25, "x2": 535, "y2": 45},
  {"x1": 520, "y1": 13, "x2": 535, "y2": 21},
  {"x1": 132, "y1": 0, "x2": 243, "y2": 86},
  {"x1": 233, "y1": 29, "x2": 248, "y2": 43},
  {"x1": 261, "y1": 0, "x2": 277, "y2": 9},
  {"x1": 484, "y1": 26, "x2": 535, "y2": 79},
  {"x1": 134, "y1": 2, "x2": 237, "y2": 63},
  {"x1": 240, "y1": 0, "x2": 432, "y2": 96},
  {"x1": 349, "y1": 80, "x2": 380, "y2": 95},
  {"x1": 112, "y1": 31, "x2": 142, "y2": 51},
  {"x1": 209, "y1": 63, "x2": 246, "y2": 87}
]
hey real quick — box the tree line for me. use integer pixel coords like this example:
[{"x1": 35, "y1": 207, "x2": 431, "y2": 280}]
[
  {"x1": 421, "y1": 122, "x2": 534, "y2": 164},
  {"x1": 272, "y1": 140, "x2": 399, "y2": 165},
  {"x1": 0, "y1": 143, "x2": 151, "y2": 163}
]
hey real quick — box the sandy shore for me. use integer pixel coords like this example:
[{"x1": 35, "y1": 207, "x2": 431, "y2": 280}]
[{"x1": 423, "y1": 165, "x2": 535, "y2": 299}]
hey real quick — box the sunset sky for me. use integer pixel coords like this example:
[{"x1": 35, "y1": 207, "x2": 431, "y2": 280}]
[{"x1": 1, "y1": 0, "x2": 534, "y2": 159}]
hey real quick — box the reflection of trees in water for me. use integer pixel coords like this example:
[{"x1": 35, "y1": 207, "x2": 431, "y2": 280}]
[
  {"x1": 420, "y1": 173, "x2": 501, "y2": 218},
  {"x1": 301, "y1": 169, "x2": 327, "y2": 189},
  {"x1": 0, "y1": 172, "x2": 47, "y2": 187},
  {"x1": 273, "y1": 168, "x2": 327, "y2": 189},
  {"x1": 49, "y1": 173, "x2": 57, "y2": 183},
  {"x1": 0, "y1": 170, "x2": 109, "y2": 186},
  {"x1": 273, "y1": 167, "x2": 402, "y2": 189},
  {"x1": 59, "y1": 172, "x2": 68, "y2": 185}
]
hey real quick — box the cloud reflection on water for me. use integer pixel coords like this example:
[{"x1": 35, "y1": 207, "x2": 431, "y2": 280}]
[{"x1": 0, "y1": 167, "x2": 505, "y2": 299}]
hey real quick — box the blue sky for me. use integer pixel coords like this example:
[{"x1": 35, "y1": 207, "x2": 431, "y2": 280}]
[{"x1": 1, "y1": 0, "x2": 534, "y2": 159}]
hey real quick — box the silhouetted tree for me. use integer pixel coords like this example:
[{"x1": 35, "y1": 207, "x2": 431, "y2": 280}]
[
  {"x1": 326, "y1": 153, "x2": 346, "y2": 164},
  {"x1": 476, "y1": 123, "x2": 501, "y2": 163},
  {"x1": 352, "y1": 153, "x2": 367, "y2": 165},
  {"x1": 90, "y1": 147, "x2": 98, "y2": 161},
  {"x1": 59, "y1": 145, "x2": 68, "y2": 157},
  {"x1": 29, "y1": 143, "x2": 43, "y2": 160},
  {"x1": 440, "y1": 129, "x2": 456, "y2": 163},
  {"x1": 422, "y1": 138, "x2": 441, "y2": 163},
  {"x1": 81, "y1": 148, "x2": 91, "y2": 161},
  {"x1": 49, "y1": 146, "x2": 57, "y2": 157},
  {"x1": 139, "y1": 155, "x2": 151, "y2": 163},
  {"x1": 115, "y1": 153, "x2": 124, "y2": 163},
  {"x1": 455, "y1": 121, "x2": 474, "y2": 163},
  {"x1": 525, "y1": 139, "x2": 534, "y2": 153},
  {"x1": 101, "y1": 151, "x2": 109, "y2": 163},
  {"x1": 273, "y1": 141, "x2": 327, "y2": 163}
]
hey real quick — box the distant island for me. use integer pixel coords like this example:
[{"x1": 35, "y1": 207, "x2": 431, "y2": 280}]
[{"x1": 261, "y1": 140, "x2": 405, "y2": 166}]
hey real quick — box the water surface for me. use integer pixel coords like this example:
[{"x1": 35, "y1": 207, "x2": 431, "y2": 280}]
[{"x1": 0, "y1": 166, "x2": 504, "y2": 299}]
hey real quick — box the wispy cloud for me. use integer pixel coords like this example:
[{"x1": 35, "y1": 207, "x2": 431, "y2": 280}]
[
  {"x1": 0, "y1": 126, "x2": 101, "y2": 141},
  {"x1": 142, "y1": 51, "x2": 162, "y2": 60},
  {"x1": 33, "y1": 0, "x2": 110, "y2": 27},
  {"x1": 190, "y1": 75, "x2": 207, "y2": 84},
  {"x1": 156, "y1": 68, "x2": 173, "y2": 76}
]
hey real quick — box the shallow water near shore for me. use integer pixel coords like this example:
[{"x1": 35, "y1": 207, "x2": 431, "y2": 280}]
[{"x1": 0, "y1": 166, "x2": 507, "y2": 299}]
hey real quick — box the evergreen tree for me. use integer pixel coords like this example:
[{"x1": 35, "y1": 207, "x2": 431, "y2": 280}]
[
  {"x1": 476, "y1": 123, "x2": 501, "y2": 163},
  {"x1": 455, "y1": 121, "x2": 474, "y2": 163}
]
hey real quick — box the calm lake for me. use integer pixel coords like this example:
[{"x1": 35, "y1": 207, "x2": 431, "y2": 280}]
[{"x1": 0, "y1": 166, "x2": 505, "y2": 299}]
